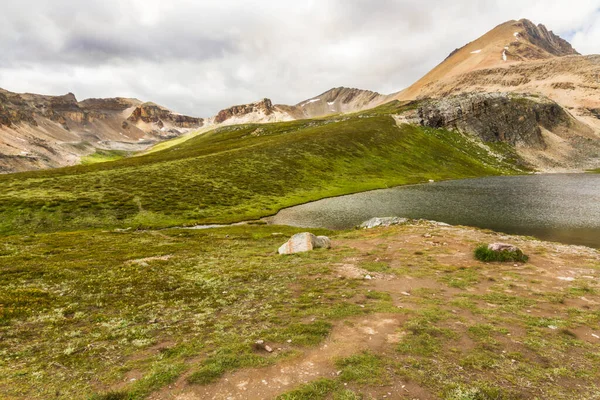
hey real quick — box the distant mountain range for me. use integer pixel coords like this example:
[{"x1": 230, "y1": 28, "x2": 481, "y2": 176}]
[{"x1": 1, "y1": 18, "x2": 598, "y2": 173}]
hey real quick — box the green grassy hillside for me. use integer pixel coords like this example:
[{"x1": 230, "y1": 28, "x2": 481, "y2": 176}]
[{"x1": 0, "y1": 103, "x2": 526, "y2": 234}]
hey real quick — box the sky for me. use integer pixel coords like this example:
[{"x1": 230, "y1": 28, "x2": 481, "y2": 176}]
[{"x1": 1, "y1": 0, "x2": 599, "y2": 117}]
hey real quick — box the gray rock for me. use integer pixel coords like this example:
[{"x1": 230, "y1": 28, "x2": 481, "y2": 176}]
[
  {"x1": 359, "y1": 217, "x2": 408, "y2": 229},
  {"x1": 488, "y1": 243, "x2": 521, "y2": 253},
  {"x1": 254, "y1": 339, "x2": 273, "y2": 353},
  {"x1": 416, "y1": 92, "x2": 572, "y2": 149},
  {"x1": 278, "y1": 232, "x2": 331, "y2": 255}
]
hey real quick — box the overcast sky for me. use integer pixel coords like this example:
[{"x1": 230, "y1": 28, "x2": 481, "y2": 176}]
[{"x1": 1, "y1": 0, "x2": 599, "y2": 116}]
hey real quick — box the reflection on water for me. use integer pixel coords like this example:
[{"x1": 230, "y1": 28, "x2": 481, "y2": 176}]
[{"x1": 272, "y1": 174, "x2": 600, "y2": 249}]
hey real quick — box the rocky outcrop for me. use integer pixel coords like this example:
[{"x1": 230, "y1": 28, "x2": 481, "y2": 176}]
[
  {"x1": 0, "y1": 88, "x2": 204, "y2": 173},
  {"x1": 215, "y1": 98, "x2": 275, "y2": 124},
  {"x1": 127, "y1": 103, "x2": 203, "y2": 129},
  {"x1": 518, "y1": 19, "x2": 579, "y2": 58},
  {"x1": 78, "y1": 97, "x2": 141, "y2": 112},
  {"x1": 359, "y1": 217, "x2": 409, "y2": 229},
  {"x1": 414, "y1": 93, "x2": 572, "y2": 148}
]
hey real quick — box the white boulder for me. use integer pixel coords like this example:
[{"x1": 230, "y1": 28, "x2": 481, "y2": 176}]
[
  {"x1": 278, "y1": 232, "x2": 331, "y2": 255},
  {"x1": 359, "y1": 217, "x2": 408, "y2": 229}
]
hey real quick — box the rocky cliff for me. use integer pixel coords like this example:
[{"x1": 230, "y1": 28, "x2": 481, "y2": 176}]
[
  {"x1": 415, "y1": 93, "x2": 571, "y2": 148},
  {"x1": 396, "y1": 93, "x2": 599, "y2": 171},
  {"x1": 127, "y1": 102, "x2": 203, "y2": 130},
  {"x1": 517, "y1": 19, "x2": 579, "y2": 58},
  {"x1": 0, "y1": 89, "x2": 203, "y2": 173},
  {"x1": 214, "y1": 98, "x2": 277, "y2": 124}
]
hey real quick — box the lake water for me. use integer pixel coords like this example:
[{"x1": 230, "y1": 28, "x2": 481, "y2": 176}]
[{"x1": 271, "y1": 174, "x2": 600, "y2": 249}]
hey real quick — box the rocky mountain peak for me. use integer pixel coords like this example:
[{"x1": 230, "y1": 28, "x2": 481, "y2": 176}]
[
  {"x1": 214, "y1": 98, "x2": 274, "y2": 124},
  {"x1": 127, "y1": 102, "x2": 203, "y2": 129},
  {"x1": 516, "y1": 19, "x2": 579, "y2": 57}
]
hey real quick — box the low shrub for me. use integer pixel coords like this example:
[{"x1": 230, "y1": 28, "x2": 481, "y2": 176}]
[{"x1": 474, "y1": 245, "x2": 528, "y2": 263}]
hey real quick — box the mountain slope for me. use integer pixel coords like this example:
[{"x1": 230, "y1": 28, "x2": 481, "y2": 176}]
[
  {"x1": 0, "y1": 89, "x2": 204, "y2": 173},
  {"x1": 389, "y1": 18, "x2": 600, "y2": 170},
  {"x1": 0, "y1": 102, "x2": 526, "y2": 235},
  {"x1": 395, "y1": 19, "x2": 580, "y2": 101}
]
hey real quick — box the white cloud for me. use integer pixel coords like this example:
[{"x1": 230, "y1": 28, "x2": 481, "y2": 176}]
[{"x1": 0, "y1": 0, "x2": 598, "y2": 116}]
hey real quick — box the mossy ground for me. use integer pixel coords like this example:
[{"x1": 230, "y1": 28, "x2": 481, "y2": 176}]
[
  {"x1": 0, "y1": 102, "x2": 526, "y2": 235},
  {"x1": 1, "y1": 223, "x2": 599, "y2": 399},
  {"x1": 80, "y1": 150, "x2": 131, "y2": 165}
]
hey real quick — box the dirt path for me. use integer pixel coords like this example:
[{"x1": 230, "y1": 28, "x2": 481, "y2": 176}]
[{"x1": 152, "y1": 313, "x2": 406, "y2": 400}]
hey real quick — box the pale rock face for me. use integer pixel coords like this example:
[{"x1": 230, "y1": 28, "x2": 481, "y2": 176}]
[
  {"x1": 278, "y1": 232, "x2": 331, "y2": 255},
  {"x1": 488, "y1": 243, "x2": 521, "y2": 253},
  {"x1": 359, "y1": 217, "x2": 409, "y2": 229}
]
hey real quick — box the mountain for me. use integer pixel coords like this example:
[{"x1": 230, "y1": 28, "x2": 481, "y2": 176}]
[
  {"x1": 396, "y1": 19, "x2": 579, "y2": 100},
  {"x1": 0, "y1": 89, "x2": 203, "y2": 173},
  {"x1": 394, "y1": 19, "x2": 599, "y2": 129},
  {"x1": 1, "y1": 18, "x2": 599, "y2": 174},
  {"x1": 209, "y1": 87, "x2": 389, "y2": 126},
  {"x1": 390, "y1": 18, "x2": 600, "y2": 170}
]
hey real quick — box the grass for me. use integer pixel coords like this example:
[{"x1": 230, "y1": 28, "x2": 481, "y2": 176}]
[
  {"x1": 0, "y1": 225, "x2": 378, "y2": 399},
  {"x1": 80, "y1": 149, "x2": 131, "y2": 165},
  {"x1": 2, "y1": 223, "x2": 600, "y2": 399},
  {"x1": 335, "y1": 352, "x2": 387, "y2": 385},
  {"x1": 474, "y1": 244, "x2": 529, "y2": 263},
  {"x1": 0, "y1": 102, "x2": 527, "y2": 235}
]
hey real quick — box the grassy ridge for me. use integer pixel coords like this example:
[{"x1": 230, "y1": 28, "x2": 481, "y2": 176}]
[{"x1": 0, "y1": 107, "x2": 525, "y2": 234}]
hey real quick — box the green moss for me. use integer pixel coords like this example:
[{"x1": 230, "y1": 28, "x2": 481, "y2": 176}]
[
  {"x1": 276, "y1": 378, "x2": 339, "y2": 400},
  {"x1": 187, "y1": 345, "x2": 269, "y2": 385},
  {"x1": 80, "y1": 149, "x2": 130, "y2": 165},
  {"x1": 335, "y1": 352, "x2": 387, "y2": 384}
]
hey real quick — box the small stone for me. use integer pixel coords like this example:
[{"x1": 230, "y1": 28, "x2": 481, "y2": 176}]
[
  {"x1": 548, "y1": 325, "x2": 558, "y2": 330},
  {"x1": 359, "y1": 217, "x2": 408, "y2": 229},
  {"x1": 401, "y1": 291, "x2": 411, "y2": 296},
  {"x1": 364, "y1": 274, "x2": 373, "y2": 280},
  {"x1": 254, "y1": 339, "x2": 273, "y2": 352}
]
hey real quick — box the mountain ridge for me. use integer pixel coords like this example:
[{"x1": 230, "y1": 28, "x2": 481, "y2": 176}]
[
  {"x1": 0, "y1": 89, "x2": 204, "y2": 173},
  {"x1": 1, "y1": 18, "x2": 598, "y2": 173}
]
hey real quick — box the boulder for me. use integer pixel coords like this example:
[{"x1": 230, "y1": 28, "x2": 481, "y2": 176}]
[
  {"x1": 488, "y1": 243, "x2": 521, "y2": 253},
  {"x1": 278, "y1": 232, "x2": 331, "y2": 255},
  {"x1": 359, "y1": 217, "x2": 408, "y2": 229}
]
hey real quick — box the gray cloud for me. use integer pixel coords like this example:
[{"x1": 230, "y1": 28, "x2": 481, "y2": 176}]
[{"x1": 0, "y1": 0, "x2": 599, "y2": 117}]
